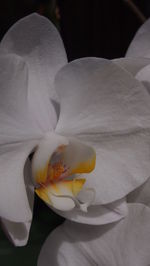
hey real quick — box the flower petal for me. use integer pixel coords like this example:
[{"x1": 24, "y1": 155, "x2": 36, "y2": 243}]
[
  {"x1": 0, "y1": 54, "x2": 42, "y2": 144},
  {"x1": 114, "y1": 58, "x2": 150, "y2": 96},
  {"x1": 0, "y1": 13, "x2": 67, "y2": 130},
  {"x1": 0, "y1": 219, "x2": 31, "y2": 247},
  {"x1": 126, "y1": 18, "x2": 150, "y2": 58},
  {"x1": 38, "y1": 203, "x2": 150, "y2": 266},
  {"x1": 0, "y1": 159, "x2": 34, "y2": 246},
  {"x1": 127, "y1": 177, "x2": 150, "y2": 207},
  {"x1": 36, "y1": 179, "x2": 85, "y2": 211},
  {"x1": 53, "y1": 197, "x2": 128, "y2": 225},
  {"x1": 0, "y1": 141, "x2": 37, "y2": 222},
  {"x1": 113, "y1": 57, "x2": 150, "y2": 76},
  {"x1": 135, "y1": 65, "x2": 150, "y2": 94},
  {"x1": 55, "y1": 58, "x2": 150, "y2": 134},
  {"x1": 77, "y1": 132, "x2": 150, "y2": 205},
  {"x1": 55, "y1": 58, "x2": 150, "y2": 205}
]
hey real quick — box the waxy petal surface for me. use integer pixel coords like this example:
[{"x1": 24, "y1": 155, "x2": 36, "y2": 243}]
[
  {"x1": 38, "y1": 204, "x2": 150, "y2": 266},
  {"x1": 0, "y1": 141, "x2": 37, "y2": 222},
  {"x1": 54, "y1": 198, "x2": 127, "y2": 225},
  {"x1": 0, "y1": 159, "x2": 34, "y2": 246},
  {"x1": 127, "y1": 177, "x2": 150, "y2": 207},
  {"x1": 55, "y1": 58, "x2": 150, "y2": 134},
  {"x1": 1, "y1": 219, "x2": 32, "y2": 247},
  {"x1": 55, "y1": 58, "x2": 150, "y2": 206},
  {"x1": 135, "y1": 65, "x2": 150, "y2": 95},
  {"x1": 0, "y1": 54, "x2": 42, "y2": 144},
  {"x1": 0, "y1": 13, "x2": 67, "y2": 130},
  {"x1": 114, "y1": 58, "x2": 150, "y2": 97},
  {"x1": 113, "y1": 57, "x2": 150, "y2": 76}
]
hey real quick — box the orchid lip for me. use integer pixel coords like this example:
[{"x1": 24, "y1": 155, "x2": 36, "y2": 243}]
[
  {"x1": 38, "y1": 180, "x2": 96, "y2": 212},
  {"x1": 32, "y1": 132, "x2": 96, "y2": 212},
  {"x1": 35, "y1": 156, "x2": 96, "y2": 212}
]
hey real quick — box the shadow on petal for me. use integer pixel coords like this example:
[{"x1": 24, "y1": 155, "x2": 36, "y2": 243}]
[{"x1": 0, "y1": 219, "x2": 31, "y2": 246}]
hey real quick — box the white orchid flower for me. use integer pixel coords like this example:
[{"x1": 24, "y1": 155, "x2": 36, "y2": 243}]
[{"x1": 1, "y1": 14, "x2": 150, "y2": 247}]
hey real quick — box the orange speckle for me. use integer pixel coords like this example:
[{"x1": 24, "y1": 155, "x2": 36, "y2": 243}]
[{"x1": 48, "y1": 162, "x2": 68, "y2": 181}]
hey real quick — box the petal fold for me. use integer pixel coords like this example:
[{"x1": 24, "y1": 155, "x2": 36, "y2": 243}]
[
  {"x1": 0, "y1": 219, "x2": 32, "y2": 247},
  {"x1": 0, "y1": 54, "x2": 42, "y2": 144},
  {"x1": 127, "y1": 177, "x2": 150, "y2": 207},
  {"x1": 38, "y1": 203, "x2": 150, "y2": 266},
  {"x1": 0, "y1": 159, "x2": 34, "y2": 246},
  {"x1": 0, "y1": 141, "x2": 37, "y2": 222},
  {"x1": 135, "y1": 65, "x2": 150, "y2": 94},
  {"x1": 113, "y1": 57, "x2": 150, "y2": 76}
]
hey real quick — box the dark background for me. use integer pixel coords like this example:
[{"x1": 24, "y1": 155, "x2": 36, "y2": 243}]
[
  {"x1": 58, "y1": 0, "x2": 150, "y2": 60},
  {"x1": 0, "y1": 1, "x2": 150, "y2": 265},
  {"x1": 1, "y1": 0, "x2": 150, "y2": 60}
]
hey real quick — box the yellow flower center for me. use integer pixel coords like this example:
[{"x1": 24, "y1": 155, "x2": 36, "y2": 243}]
[{"x1": 48, "y1": 162, "x2": 68, "y2": 181}]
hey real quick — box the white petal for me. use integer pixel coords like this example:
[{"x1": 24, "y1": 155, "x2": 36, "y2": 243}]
[
  {"x1": 114, "y1": 58, "x2": 150, "y2": 96},
  {"x1": 0, "y1": 13, "x2": 67, "y2": 130},
  {"x1": 0, "y1": 54, "x2": 42, "y2": 144},
  {"x1": 24, "y1": 159, "x2": 35, "y2": 212},
  {"x1": 0, "y1": 219, "x2": 31, "y2": 247},
  {"x1": 0, "y1": 55, "x2": 38, "y2": 222},
  {"x1": 0, "y1": 159, "x2": 34, "y2": 246},
  {"x1": 127, "y1": 177, "x2": 150, "y2": 207},
  {"x1": 77, "y1": 132, "x2": 150, "y2": 205},
  {"x1": 126, "y1": 18, "x2": 150, "y2": 58},
  {"x1": 113, "y1": 57, "x2": 150, "y2": 76},
  {"x1": 53, "y1": 197, "x2": 127, "y2": 225},
  {"x1": 55, "y1": 58, "x2": 150, "y2": 204},
  {"x1": 55, "y1": 58, "x2": 150, "y2": 134},
  {"x1": 0, "y1": 141, "x2": 37, "y2": 222},
  {"x1": 135, "y1": 65, "x2": 150, "y2": 94},
  {"x1": 38, "y1": 203, "x2": 150, "y2": 266}
]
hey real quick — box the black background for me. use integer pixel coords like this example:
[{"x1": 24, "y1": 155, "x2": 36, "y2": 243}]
[{"x1": 0, "y1": 0, "x2": 150, "y2": 60}]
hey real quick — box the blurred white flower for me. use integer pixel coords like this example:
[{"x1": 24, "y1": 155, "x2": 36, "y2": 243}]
[{"x1": 1, "y1": 14, "x2": 150, "y2": 249}]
